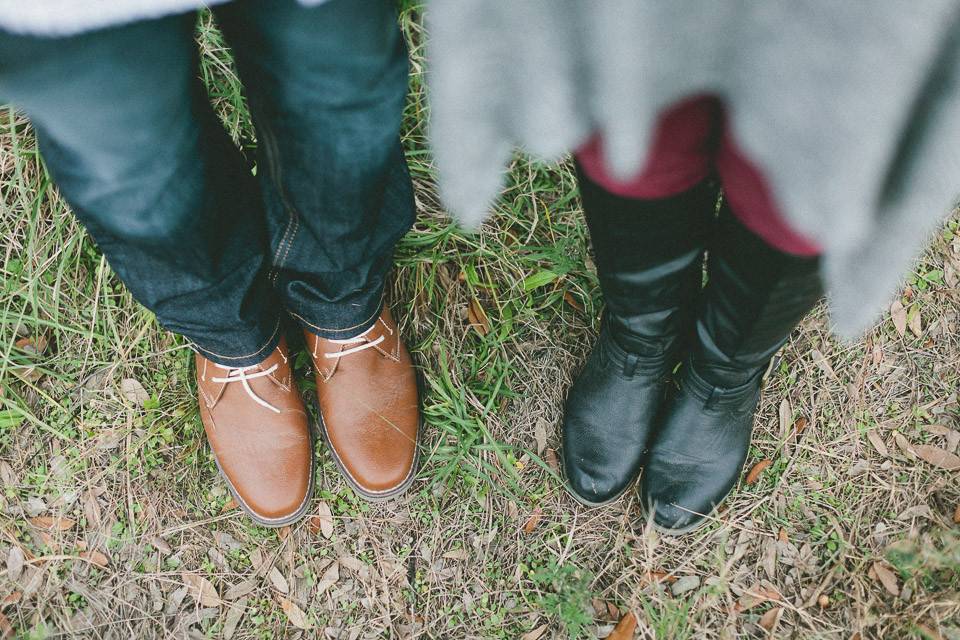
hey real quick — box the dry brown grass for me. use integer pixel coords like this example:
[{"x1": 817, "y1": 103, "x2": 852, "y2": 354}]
[{"x1": 1, "y1": 6, "x2": 958, "y2": 639}]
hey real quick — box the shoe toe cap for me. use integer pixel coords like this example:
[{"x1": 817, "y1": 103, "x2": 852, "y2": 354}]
[
  {"x1": 641, "y1": 477, "x2": 716, "y2": 533},
  {"x1": 341, "y1": 451, "x2": 416, "y2": 494},
  {"x1": 649, "y1": 499, "x2": 705, "y2": 533},
  {"x1": 565, "y1": 464, "x2": 629, "y2": 505},
  {"x1": 229, "y1": 463, "x2": 312, "y2": 523}
]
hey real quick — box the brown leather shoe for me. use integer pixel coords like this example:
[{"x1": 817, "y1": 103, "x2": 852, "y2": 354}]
[
  {"x1": 195, "y1": 337, "x2": 314, "y2": 526},
  {"x1": 305, "y1": 306, "x2": 420, "y2": 500}
]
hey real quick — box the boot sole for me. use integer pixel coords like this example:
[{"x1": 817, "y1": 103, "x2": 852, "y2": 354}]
[
  {"x1": 211, "y1": 409, "x2": 317, "y2": 528},
  {"x1": 312, "y1": 371, "x2": 423, "y2": 503},
  {"x1": 563, "y1": 479, "x2": 633, "y2": 508},
  {"x1": 639, "y1": 483, "x2": 737, "y2": 536}
]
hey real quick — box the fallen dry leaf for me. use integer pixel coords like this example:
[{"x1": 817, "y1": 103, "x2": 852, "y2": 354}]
[
  {"x1": 442, "y1": 549, "x2": 469, "y2": 561},
  {"x1": 277, "y1": 526, "x2": 291, "y2": 541},
  {"x1": 794, "y1": 416, "x2": 809, "y2": 435},
  {"x1": 778, "y1": 399, "x2": 792, "y2": 436},
  {"x1": 563, "y1": 290, "x2": 584, "y2": 313},
  {"x1": 0, "y1": 592, "x2": 20, "y2": 608},
  {"x1": 533, "y1": 420, "x2": 548, "y2": 456},
  {"x1": 80, "y1": 550, "x2": 109, "y2": 568},
  {"x1": 223, "y1": 597, "x2": 246, "y2": 640},
  {"x1": 150, "y1": 536, "x2": 172, "y2": 555},
  {"x1": 268, "y1": 567, "x2": 289, "y2": 594},
  {"x1": 221, "y1": 497, "x2": 238, "y2": 512},
  {"x1": 15, "y1": 335, "x2": 47, "y2": 355},
  {"x1": 607, "y1": 612, "x2": 638, "y2": 640},
  {"x1": 0, "y1": 612, "x2": 11, "y2": 640},
  {"x1": 907, "y1": 306, "x2": 923, "y2": 337},
  {"x1": 953, "y1": 503, "x2": 960, "y2": 524},
  {"x1": 5, "y1": 547, "x2": 24, "y2": 581},
  {"x1": 867, "y1": 430, "x2": 889, "y2": 457},
  {"x1": 279, "y1": 596, "x2": 312, "y2": 630},
  {"x1": 606, "y1": 602, "x2": 620, "y2": 621},
  {"x1": 746, "y1": 459, "x2": 772, "y2": 484},
  {"x1": 520, "y1": 623, "x2": 548, "y2": 640},
  {"x1": 871, "y1": 342, "x2": 883, "y2": 366},
  {"x1": 890, "y1": 300, "x2": 907, "y2": 337},
  {"x1": 467, "y1": 297, "x2": 491, "y2": 336},
  {"x1": 912, "y1": 444, "x2": 960, "y2": 471},
  {"x1": 734, "y1": 584, "x2": 782, "y2": 612},
  {"x1": 925, "y1": 424, "x2": 960, "y2": 452},
  {"x1": 28, "y1": 516, "x2": 76, "y2": 531},
  {"x1": 894, "y1": 432, "x2": 917, "y2": 460},
  {"x1": 224, "y1": 579, "x2": 256, "y2": 601},
  {"x1": 545, "y1": 448, "x2": 560, "y2": 474},
  {"x1": 871, "y1": 561, "x2": 900, "y2": 597},
  {"x1": 591, "y1": 598, "x2": 606, "y2": 618},
  {"x1": 34, "y1": 530, "x2": 57, "y2": 552},
  {"x1": 914, "y1": 624, "x2": 945, "y2": 640},
  {"x1": 522, "y1": 507, "x2": 543, "y2": 534},
  {"x1": 641, "y1": 570, "x2": 677, "y2": 585},
  {"x1": 316, "y1": 560, "x2": 339, "y2": 595},
  {"x1": 181, "y1": 573, "x2": 221, "y2": 607},
  {"x1": 12, "y1": 336, "x2": 46, "y2": 383},
  {"x1": 810, "y1": 348, "x2": 839, "y2": 381},
  {"x1": 946, "y1": 261, "x2": 960, "y2": 287},
  {"x1": 315, "y1": 502, "x2": 334, "y2": 539},
  {"x1": 120, "y1": 378, "x2": 150, "y2": 406},
  {"x1": 758, "y1": 606, "x2": 783, "y2": 632}
]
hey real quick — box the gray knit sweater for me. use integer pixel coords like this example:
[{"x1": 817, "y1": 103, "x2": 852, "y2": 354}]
[{"x1": 427, "y1": 1, "x2": 960, "y2": 338}]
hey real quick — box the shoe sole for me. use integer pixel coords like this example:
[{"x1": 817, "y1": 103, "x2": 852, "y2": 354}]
[
  {"x1": 312, "y1": 371, "x2": 423, "y2": 503},
  {"x1": 562, "y1": 479, "x2": 633, "y2": 508},
  {"x1": 211, "y1": 408, "x2": 317, "y2": 528},
  {"x1": 639, "y1": 483, "x2": 737, "y2": 536}
]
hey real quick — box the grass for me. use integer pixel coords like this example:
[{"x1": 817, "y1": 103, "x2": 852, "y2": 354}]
[{"x1": 1, "y1": 4, "x2": 959, "y2": 639}]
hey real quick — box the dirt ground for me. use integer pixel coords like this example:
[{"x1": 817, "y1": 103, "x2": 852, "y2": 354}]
[{"x1": 1, "y1": 7, "x2": 958, "y2": 639}]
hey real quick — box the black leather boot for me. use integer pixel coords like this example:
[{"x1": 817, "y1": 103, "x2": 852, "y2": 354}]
[
  {"x1": 562, "y1": 166, "x2": 718, "y2": 505},
  {"x1": 640, "y1": 203, "x2": 823, "y2": 532}
]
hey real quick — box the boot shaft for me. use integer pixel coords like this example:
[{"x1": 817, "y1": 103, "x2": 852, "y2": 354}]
[
  {"x1": 577, "y1": 164, "x2": 719, "y2": 355},
  {"x1": 692, "y1": 201, "x2": 824, "y2": 387}
]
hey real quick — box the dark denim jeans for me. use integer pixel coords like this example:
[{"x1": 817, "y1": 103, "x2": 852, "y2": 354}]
[{"x1": 0, "y1": 0, "x2": 415, "y2": 366}]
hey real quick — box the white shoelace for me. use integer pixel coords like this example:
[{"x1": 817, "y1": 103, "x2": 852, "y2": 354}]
[
  {"x1": 321, "y1": 325, "x2": 385, "y2": 359},
  {"x1": 211, "y1": 363, "x2": 281, "y2": 414}
]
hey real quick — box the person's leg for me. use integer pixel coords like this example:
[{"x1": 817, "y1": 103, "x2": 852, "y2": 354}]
[
  {"x1": 640, "y1": 126, "x2": 823, "y2": 534},
  {"x1": 0, "y1": 16, "x2": 281, "y2": 365},
  {"x1": 0, "y1": 18, "x2": 314, "y2": 526},
  {"x1": 562, "y1": 97, "x2": 721, "y2": 505},
  {"x1": 215, "y1": 0, "x2": 415, "y2": 339},
  {"x1": 215, "y1": 0, "x2": 420, "y2": 500}
]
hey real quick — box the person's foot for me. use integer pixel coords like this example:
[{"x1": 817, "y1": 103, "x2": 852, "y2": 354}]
[
  {"x1": 639, "y1": 202, "x2": 822, "y2": 534},
  {"x1": 196, "y1": 337, "x2": 314, "y2": 526},
  {"x1": 561, "y1": 170, "x2": 717, "y2": 505},
  {"x1": 640, "y1": 360, "x2": 763, "y2": 534},
  {"x1": 562, "y1": 321, "x2": 672, "y2": 505},
  {"x1": 305, "y1": 305, "x2": 419, "y2": 500}
]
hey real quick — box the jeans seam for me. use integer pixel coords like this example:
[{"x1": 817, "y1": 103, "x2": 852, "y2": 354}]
[
  {"x1": 190, "y1": 316, "x2": 281, "y2": 361},
  {"x1": 261, "y1": 125, "x2": 301, "y2": 284},
  {"x1": 292, "y1": 299, "x2": 383, "y2": 335}
]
